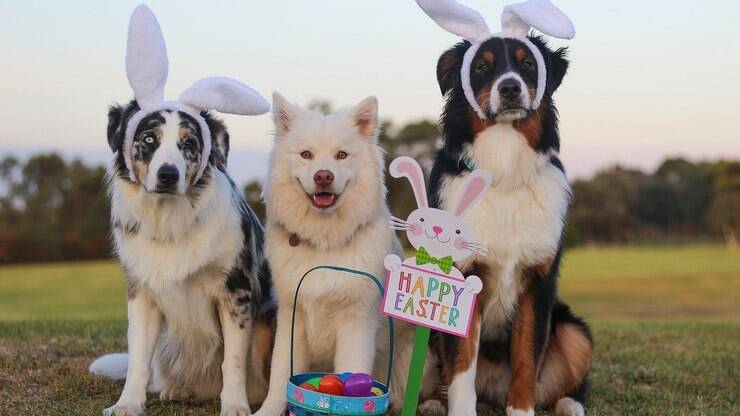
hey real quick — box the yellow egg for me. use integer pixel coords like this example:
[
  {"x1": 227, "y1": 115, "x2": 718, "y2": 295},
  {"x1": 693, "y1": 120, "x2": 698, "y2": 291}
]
[{"x1": 371, "y1": 387, "x2": 384, "y2": 396}]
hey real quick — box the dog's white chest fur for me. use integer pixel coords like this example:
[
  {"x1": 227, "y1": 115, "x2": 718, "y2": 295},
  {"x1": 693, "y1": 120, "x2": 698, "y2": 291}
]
[
  {"x1": 111, "y1": 170, "x2": 243, "y2": 331},
  {"x1": 440, "y1": 124, "x2": 570, "y2": 331},
  {"x1": 266, "y1": 218, "x2": 394, "y2": 366}
]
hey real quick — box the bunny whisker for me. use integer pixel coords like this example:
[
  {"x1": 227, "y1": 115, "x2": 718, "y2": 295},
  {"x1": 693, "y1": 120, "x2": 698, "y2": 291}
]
[
  {"x1": 390, "y1": 216, "x2": 410, "y2": 225},
  {"x1": 390, "y1": 225, "x2": 412, "y2": 231},
  {"x1": 462, "y1": 241, "x2": 487, "y2": 249}
]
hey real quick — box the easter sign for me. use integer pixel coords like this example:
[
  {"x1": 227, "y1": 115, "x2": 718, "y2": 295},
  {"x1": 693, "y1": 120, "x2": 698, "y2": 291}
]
[
  {"x1": 383, "y1": 264, "x2": 480, "y2": 337},
  {"x1": 383, "y1": 156, "x2": 491, "y2": 416}
]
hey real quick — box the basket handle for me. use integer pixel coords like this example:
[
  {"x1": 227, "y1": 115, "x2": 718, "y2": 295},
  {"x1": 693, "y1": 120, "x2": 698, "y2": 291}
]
[{"x1": 289, "y1": 265, "x2": 394, "y2": 388}]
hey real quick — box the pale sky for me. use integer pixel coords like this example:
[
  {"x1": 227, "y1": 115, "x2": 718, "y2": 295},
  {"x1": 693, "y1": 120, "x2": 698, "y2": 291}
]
[{"x1": 1, "y1": 0, "x2": 739, "y2": 183}]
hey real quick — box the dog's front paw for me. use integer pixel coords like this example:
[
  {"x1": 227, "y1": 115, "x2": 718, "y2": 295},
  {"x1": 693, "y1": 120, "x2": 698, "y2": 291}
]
[
  {"x1": 448, "y1": 401, "x2": 477, "y2": 416},
  {"x1": 221, "y1": 403, "x2": 250, "y2": 416},
  {"x1": 506, "y1": 406, "x2": 535, "y2": 416},
  {"x1": 103, "y1": 403, "x2": 144, "y2": 416},
  {"x1": 555, "y1": 397, "x2": 584, "y2": 416},
  {"x1": 159, "y1": 384, "x2": 192, "y2": 401}
]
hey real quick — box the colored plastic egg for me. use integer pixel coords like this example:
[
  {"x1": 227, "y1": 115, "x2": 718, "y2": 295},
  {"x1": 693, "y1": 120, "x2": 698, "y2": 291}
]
[
  {"x1": 305, "y1": 377, "x2": 321, "y2": 388},
  {"x1": 371, "y1": 386, "x2": 384, "y2": 396},
  {"x1": 318, "y1": 374, "x2": 344, "y2": 396},
  {"x1": 339, "y1": 372, "x2": 352, "y2": 382},
  {"x1": 298, "y1": 382, "x2": 318, "y2": 392},
  {"x1": 342, "y1": 373, "x2": 373, "y2": 397}
]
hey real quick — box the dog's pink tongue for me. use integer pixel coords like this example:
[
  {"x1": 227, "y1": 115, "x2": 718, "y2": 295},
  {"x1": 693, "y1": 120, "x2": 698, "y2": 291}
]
[{"x1": 312, "y1": 193, "x2": 335, "y2": 208}]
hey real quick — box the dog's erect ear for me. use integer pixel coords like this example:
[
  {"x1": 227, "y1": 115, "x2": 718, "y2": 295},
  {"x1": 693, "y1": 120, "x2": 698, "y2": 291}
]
[
  {"x1": 547, "y1": 47, "x2": 569, "y2": 94},
  {"x1": 204, "y1": 112, "x2": 230, "y2": 171},
  {"x1": 107, "y1": 104, "x2": 124, "y2": 152},
  {"x1": 437, "y1": 42, "x2": 466, "y2": 96},
  {"x1": 350, "y1": 96, "x2": 378, "y2": 138},
  {"x1": 107, "y1": 101, "x2": 140, "y2": 152},
  {"x1": 272, "y1": 92, "x2": 301, "y2": 136}
]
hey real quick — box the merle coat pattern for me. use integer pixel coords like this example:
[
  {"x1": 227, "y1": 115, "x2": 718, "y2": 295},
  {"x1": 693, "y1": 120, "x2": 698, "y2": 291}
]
[{"x1": 92, "y1": 100, "x2": 275, "y2": 416}]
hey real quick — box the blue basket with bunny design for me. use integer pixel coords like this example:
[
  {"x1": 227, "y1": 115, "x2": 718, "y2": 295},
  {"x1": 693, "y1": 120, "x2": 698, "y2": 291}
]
[{"x1": 286, "y1": 266, "x2": 393, "y2": 416}]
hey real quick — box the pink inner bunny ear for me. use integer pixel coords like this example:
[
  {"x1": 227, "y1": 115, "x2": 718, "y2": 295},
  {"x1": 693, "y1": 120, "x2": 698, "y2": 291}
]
[
  {"x1": 454, "y1": 170, "x2": 491, "y2": 217},
  {"x1": 390, "y1": 157, "x2": 428, "y2": 208}
]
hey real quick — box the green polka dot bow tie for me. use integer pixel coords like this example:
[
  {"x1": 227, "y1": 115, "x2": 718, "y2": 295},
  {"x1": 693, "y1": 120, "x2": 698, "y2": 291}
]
[{"x1": 416, "y1": 246, "x2": 454, "y2": 274}]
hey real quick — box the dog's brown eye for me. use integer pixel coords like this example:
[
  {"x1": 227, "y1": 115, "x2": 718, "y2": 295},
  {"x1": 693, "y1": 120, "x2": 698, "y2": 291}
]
[
  {"x1": 300, "y1": 150, "x2": 312, "y2": 159},
  {"x1": 336, "y1": 151, "x2": 348, "y2": 160},
  {"x1": 183, "y1": 138, "x2": 196, "y2": 149},
  {"x1": 477, "y1": 63, "x2": 489, "y2": 72},
  {"x1": 522, "y1": 59, "x2": 534, "y2": 70},
  {"x1": 420, "y1": 218, "x2": 425, "y2": 223},
  {"x1": 456, "y1": 230, "x2": 461, "y2": 234}
]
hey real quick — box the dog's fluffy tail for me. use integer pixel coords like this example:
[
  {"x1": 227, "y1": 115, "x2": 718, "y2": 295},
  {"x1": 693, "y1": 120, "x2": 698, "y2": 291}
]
[{"x1": 89, "y1": 353, "x2": 128, "y2": 380}]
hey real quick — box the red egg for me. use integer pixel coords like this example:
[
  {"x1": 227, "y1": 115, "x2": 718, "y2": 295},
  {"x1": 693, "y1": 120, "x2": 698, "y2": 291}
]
[
  {"x1": 298, "y1": 382, "x2": 318, "y2": 392},
  {"x1": 318, "y1": 374, "x2": 344, "y2": 396}
]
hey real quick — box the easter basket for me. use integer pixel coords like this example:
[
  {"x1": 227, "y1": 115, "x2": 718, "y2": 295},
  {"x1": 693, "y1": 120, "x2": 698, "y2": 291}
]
[{"x1": 286, "y1": 266, "x2": 394, "y2": 416}]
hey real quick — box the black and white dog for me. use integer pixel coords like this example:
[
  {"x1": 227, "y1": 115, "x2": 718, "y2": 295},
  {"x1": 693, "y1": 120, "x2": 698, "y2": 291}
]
[
  {"x1": 427, "y1": 35, "x2": 593, "y2": 416},
  {"x1": 91, "y1": 101, "x2": 275, "y2": 416},
  {"x1": 91, "y1": 6, "x2": 275, "y2": 416}
]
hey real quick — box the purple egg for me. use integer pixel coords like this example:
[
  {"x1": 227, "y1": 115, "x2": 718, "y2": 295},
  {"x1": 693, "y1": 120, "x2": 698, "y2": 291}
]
[{"x1": 342, "y1": 373, "x2": 373, "y2": 397}]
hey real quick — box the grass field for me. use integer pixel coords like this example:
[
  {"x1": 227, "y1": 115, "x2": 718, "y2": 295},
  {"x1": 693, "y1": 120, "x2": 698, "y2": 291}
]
[{"x1": 0, "y1": 245, "x2": 738, "y2": 415}]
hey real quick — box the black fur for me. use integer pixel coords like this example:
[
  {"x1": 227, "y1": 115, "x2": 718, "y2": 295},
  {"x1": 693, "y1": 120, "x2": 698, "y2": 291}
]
[
  {"x1": 429, "y1": 36, "x2": 570, "y2": 210},
  {"x1": 427, "y1": 36, "x2": 592, "y2": 411}
]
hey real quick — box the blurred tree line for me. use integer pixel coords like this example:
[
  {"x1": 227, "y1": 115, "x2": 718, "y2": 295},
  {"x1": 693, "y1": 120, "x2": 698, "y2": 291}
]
[{"x1": 1, "y1": 118, "x2": 737, "y2": 264}]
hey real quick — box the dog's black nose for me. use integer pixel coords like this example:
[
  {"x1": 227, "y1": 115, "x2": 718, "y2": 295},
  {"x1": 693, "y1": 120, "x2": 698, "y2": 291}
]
[
  {"x1": 157, "y1": 164, "x2": 179, "y2": 187},
  {"x1": 498, "y1": 79, "x2": 522, "y2": 100},
  {"x1": 313, "y1": 170, "x2": 334, "y2": 187}
]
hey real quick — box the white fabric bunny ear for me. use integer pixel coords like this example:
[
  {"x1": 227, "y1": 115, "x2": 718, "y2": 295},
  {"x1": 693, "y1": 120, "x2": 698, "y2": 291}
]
[
  {"x1": 415, "y1": 0, "x2": 491, "y2": 43},
  {"x1": 125, "y1": 4, "x2": 168, "y2": 111},
  {"x1": 501, "y1": 0, "x2": 575, "y2": 39},
  {"x1": 121, "y1": 4, "x2": 270, "y2": 185},
  {"x1": 179, "y1": 77, "x2": 271, "y2": 116},
  {"x1": 390, "y1": 156, "x2": 428, "y2": 208}
]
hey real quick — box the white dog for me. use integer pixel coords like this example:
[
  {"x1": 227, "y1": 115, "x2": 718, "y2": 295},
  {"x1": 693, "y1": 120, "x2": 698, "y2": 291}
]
[{"x1": 253, "y1": 93, "x2": 402, "y2": 416}]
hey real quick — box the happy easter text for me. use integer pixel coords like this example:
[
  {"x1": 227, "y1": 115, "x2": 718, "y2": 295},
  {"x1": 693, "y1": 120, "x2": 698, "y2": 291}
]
[{"x1": 383, "y1": 263, "x2": 477, "y2": 337}]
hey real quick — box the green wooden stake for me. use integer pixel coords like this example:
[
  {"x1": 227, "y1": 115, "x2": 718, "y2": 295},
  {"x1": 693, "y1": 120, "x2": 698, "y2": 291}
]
[{"x1": 402, "y1": 326, "x2": 431, "y2": 416}]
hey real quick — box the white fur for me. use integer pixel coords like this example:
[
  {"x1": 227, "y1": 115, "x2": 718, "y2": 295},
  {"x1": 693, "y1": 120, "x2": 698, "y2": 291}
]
[
  {"x1": 491, "y1": 71, "x2": 532, "y2": 116},
  {"x1": 447, "y1": 322, "x2": 480, "y2": 416},
  {"x1": 98, "y1": 167, "x2": 266, "y2": 415},
  {"x1": 141, "y1": 112, "x2": 189, "y2": 194},
  {"x1": 507, "y1": 406, "x2": 535, "y2": 416},
  {"x1": 254, "y1": 94, "x2": 402, "y2": 416},
  {"x1": 555, "y1": 397, "x2": 585, "y2": 416},
  {"x1": 439, "y1": 123, "x2": 570, "y2": 413},
  {"x1": 90, "y1": 353, "x2": 129, "y2": 380}
]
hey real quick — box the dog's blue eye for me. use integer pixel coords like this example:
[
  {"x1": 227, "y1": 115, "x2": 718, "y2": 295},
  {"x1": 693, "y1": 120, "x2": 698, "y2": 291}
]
[{"x1": 144, "y1": 135, "x2": 154, "y2": 144}]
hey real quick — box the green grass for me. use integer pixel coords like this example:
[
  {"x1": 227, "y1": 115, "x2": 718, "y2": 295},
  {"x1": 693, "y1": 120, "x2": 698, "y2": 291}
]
[{"x1": 0, "y1": 244, "x2": 738, "y2": 415}]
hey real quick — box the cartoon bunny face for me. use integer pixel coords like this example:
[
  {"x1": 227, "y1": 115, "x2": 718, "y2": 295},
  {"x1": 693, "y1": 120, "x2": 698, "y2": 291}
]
[
  {"x1": 406, "y1": 207, "x2": 476, "y2": 261},
  {"x1": 389, "y1": 156, "x2": 491, "y2": 264}
]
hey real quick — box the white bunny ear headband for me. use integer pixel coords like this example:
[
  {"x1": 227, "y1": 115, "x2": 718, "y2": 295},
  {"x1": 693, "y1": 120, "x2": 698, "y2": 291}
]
[
  {"x1": 122, "y1": 5, "x2": 270, "y2": 183},
  {"x1": 415, "y1": 0, "x2": 575, "y2": 120},
  {"x1": 390, "y1": 156, "x2": 491, "y2": 216}
]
